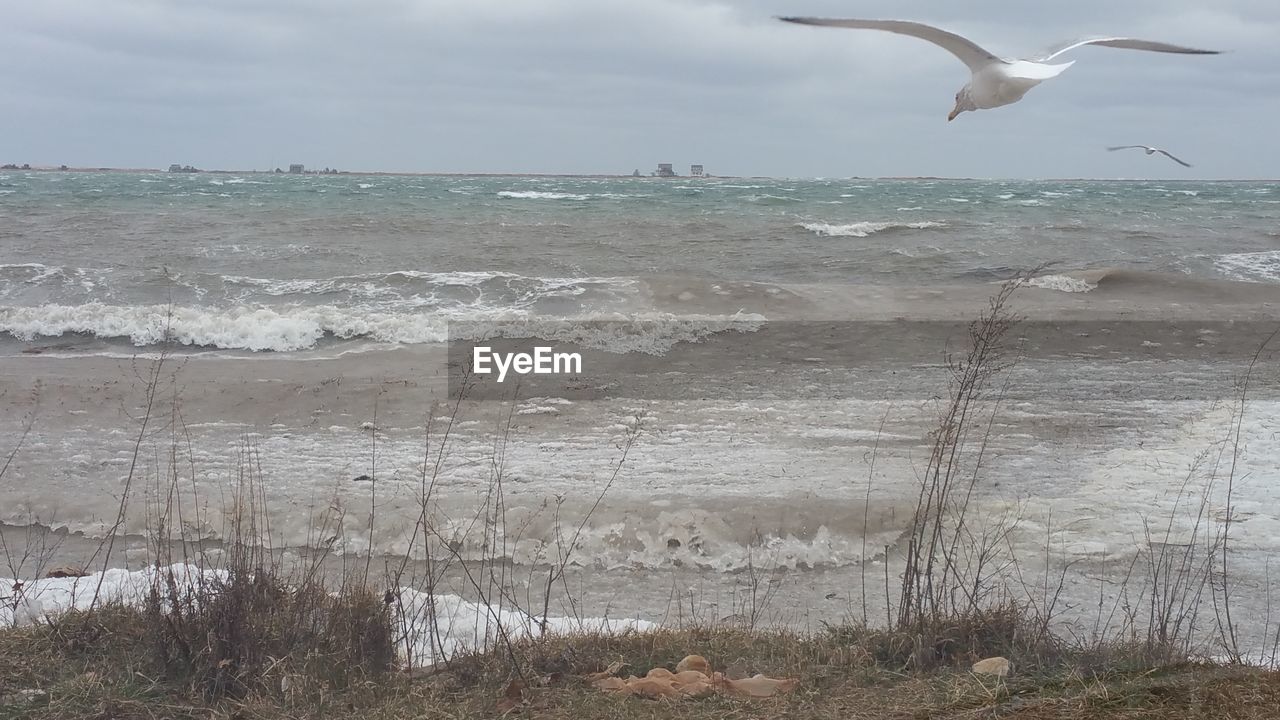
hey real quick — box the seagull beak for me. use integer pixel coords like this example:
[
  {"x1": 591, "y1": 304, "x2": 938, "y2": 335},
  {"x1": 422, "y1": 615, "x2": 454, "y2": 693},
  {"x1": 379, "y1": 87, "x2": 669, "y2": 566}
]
[{"x1": 947, "y1": 108, "x2": 960, "y2": 122}]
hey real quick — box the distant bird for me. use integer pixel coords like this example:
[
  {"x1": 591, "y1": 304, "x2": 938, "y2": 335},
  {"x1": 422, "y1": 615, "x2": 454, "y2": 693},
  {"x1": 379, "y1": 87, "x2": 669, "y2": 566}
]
[
  {"x1": 777, "y1": 18, "x2": 1221, "y2": 121},
  {"x1": 1106, "y1": 145, "x2": 1192, "y2": 167}
]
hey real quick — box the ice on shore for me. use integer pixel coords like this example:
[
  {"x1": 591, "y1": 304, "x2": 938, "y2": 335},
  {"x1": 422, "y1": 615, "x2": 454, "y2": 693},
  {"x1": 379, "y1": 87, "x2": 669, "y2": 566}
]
[{"x1": 0, "y1": 564, "x2": 655, "y2": 665}]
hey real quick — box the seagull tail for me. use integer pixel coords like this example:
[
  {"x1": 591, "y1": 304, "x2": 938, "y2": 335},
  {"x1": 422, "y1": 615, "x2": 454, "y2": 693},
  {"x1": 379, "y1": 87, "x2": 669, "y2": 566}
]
[{"x1": 1006, "y1": 59, "x2": 1075, "y2": 80}]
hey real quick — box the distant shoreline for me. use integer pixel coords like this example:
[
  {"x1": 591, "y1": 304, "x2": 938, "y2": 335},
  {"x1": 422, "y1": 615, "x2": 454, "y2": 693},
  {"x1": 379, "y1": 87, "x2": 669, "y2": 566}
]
[
  {"x1": 2, "y1": 165, "x2": 1274, "y2": 182},
  {"x1": 4, "y1": 166, "x2": 750, "y2": 180}
]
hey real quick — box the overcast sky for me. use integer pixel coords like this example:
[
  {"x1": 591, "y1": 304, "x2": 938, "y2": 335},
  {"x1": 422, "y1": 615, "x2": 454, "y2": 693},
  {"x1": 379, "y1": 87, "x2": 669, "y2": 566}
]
[{"x1": 2, "y1": 0, "x2": 1277, "y2": 178}]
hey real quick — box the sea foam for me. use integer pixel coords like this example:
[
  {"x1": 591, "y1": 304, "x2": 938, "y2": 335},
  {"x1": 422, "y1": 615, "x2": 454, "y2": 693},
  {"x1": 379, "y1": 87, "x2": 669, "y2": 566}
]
[
  {"x1": 800, "y1": 220, "x2": 945, "y2": 237},
  {"x1": 1215, "y1": 250, "x2": 1280, "y2": 284},
  {"x1": 498, "y1": 190, "x2": 591, "y2": 200},
  {"x1": 0, "y1": 302, "x2": 764, "y2": 353},
  {"x1": 1021, "y1": 274, "x2": 1097, "y2": 293}
]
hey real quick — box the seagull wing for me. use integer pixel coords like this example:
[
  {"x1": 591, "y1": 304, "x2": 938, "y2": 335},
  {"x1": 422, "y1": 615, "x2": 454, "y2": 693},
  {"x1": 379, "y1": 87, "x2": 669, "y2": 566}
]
[
  {"x1": 1156, "y1": 149, "x2": 1193, "y2": 167},
  {"x1": 1035, "y1": 37, "x2": 1221, "y2": 62},
  {"x1": 777, "y1": 18, "x2": 1004, "y2": 72},
  {"x1": 1106, "y1": 146, "x2": 1151, "y2": 151}
]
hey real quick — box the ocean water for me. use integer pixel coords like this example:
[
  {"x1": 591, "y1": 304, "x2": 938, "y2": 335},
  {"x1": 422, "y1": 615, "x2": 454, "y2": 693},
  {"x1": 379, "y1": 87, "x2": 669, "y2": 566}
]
[
  {"x1": 3, "y1": 172, "x2": 1279, "y2": 353},
  {"x1": 3, "y1": 171, "x2": 1280, "y2": 642}
]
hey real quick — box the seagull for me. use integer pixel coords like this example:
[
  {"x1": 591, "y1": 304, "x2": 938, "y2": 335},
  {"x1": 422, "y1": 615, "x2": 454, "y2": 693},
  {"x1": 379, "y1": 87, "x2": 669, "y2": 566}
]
[
  {"x1": 777, "y1": 18, "x2": 1221, "y2": 121},
  {"x1": 1106, "y1": 145, "x2": 1192, "y2": 167}
]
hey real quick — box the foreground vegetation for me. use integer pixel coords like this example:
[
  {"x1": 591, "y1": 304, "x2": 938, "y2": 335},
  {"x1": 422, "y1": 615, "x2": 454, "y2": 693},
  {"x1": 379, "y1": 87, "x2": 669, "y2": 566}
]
[{"x1": 2, "y1": 589, "x2": 1278, "y2": 719}]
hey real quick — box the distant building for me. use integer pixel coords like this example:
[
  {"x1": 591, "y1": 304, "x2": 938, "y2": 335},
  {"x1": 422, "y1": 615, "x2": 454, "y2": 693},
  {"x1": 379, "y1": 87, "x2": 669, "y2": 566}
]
[
  {"x1": 690, "y1": 164, "x2": 704, "y2": 177},
  {"x1": 288, "y1": 163, "x2": 304, "y2": 174},
  {"x1": 656, "y1": 163, "x2": 675, "y2": 177},
  {"x1": 169, "y1": 164, "x2": 182, "y2": 173}
]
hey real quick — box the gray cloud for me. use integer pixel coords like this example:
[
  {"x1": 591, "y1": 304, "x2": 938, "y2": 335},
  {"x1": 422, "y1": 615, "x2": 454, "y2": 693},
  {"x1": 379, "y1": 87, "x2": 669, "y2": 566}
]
[{"x1": 1, "y1": 0, "x2": 1275, "y2": 177}]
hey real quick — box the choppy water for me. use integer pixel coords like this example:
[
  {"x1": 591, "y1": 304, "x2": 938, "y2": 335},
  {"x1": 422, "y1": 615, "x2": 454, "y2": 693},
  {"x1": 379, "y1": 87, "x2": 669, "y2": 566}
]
[{"x1": 3, "y1": 171, "x2": 1279, "y2": 353}]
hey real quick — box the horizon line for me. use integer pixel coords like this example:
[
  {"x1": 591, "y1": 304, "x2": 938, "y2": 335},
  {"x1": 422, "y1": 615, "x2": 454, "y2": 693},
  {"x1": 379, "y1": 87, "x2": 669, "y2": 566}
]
[{"x1": 2, "y1": 165, "x2": 1273, "y2": 182}]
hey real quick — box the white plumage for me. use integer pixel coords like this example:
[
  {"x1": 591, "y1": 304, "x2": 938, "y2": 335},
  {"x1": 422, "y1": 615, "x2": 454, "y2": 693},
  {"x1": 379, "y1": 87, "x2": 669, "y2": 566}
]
[{"x1": 778, "y1": 18, "x2": 1221, "y2": 121}]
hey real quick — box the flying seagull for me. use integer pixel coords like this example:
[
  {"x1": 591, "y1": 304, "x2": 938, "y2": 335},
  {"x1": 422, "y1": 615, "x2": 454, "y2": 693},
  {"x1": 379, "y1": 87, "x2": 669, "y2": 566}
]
[
  {"x1": 1107, "y1": 145, "x2": 1192, "y2": 167},
  {"x1": 777, "y1": 18, "x2": 1221, "y2": 121}
]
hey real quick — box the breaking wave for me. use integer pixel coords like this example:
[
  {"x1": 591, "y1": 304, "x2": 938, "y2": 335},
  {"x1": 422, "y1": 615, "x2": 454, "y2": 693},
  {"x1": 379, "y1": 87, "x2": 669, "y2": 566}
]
[
  {"x1": 496, "y1": 190, "x2": 645, "y2": 201},
  {"x1": 1021, "y1": 274, "x2": 1097, "y2": 293},
  {"x1": 0, "y1": 302, "x2": 764, "y2": 354},
  {"x1": 498, "y1": 190, "x2": 591, "y2": 200},
  {"x1": 800, "y1": 220, "x2": 946, "y2": 237}
]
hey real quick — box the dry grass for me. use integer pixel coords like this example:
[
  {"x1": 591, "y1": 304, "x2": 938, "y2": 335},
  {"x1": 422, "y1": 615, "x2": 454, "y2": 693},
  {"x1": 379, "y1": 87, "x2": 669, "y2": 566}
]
[
  {"x1": 0, "y1": 574, "x2": 395, "y2": 712},
  {"x1": 139, "y1": 566, "x2": 395, "y2": 700},
  {"x1": 3, "y1": 610, "x2": 1279, "y2": 719}
]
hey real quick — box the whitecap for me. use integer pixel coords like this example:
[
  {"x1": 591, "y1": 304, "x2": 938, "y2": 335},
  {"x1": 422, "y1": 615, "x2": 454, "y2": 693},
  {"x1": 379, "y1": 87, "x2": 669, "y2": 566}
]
[
  {"x1": 1020, "y1": 275, "x2": 1097, "y2": 293},
  {"x1": 799, "y1": 220, "x2": 945, "y2": 238},
  {"x1": 1215, "y1": 250, "x2": 1280, "y2": 284},
  {"x1": 498, "y1": 190, "x2": 590, "y2": 200},
  {"x1": 0, "y1": 302, "x2": 764, "y2": 354}
]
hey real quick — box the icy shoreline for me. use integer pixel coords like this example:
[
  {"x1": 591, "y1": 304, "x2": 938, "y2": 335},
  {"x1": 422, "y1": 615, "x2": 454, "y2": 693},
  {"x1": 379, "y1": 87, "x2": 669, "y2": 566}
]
[{"x1": 0, "y1": 564, "x2": 655, "y2": 666}]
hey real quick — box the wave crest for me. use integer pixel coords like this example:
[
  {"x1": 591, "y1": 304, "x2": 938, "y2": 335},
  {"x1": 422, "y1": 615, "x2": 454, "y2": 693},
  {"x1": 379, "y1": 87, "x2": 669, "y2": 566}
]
[
  {"x1": 0, "y1": 302, "x2": 764, "y2": 353},
  {"x1": 1020, "y1": 274, "x2": 1097, "y2": 293},
  {"x1": 800, "y1": 221, "x2": 945, "y2": 237},
  {"x1": 498, "y1": 190, "x2": 589, "y2": 200}
]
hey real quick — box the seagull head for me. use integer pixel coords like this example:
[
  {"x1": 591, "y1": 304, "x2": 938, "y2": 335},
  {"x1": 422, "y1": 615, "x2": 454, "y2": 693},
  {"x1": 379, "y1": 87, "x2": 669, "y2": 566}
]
[{"x1": 948, "y1": 87, "x2": 976, "y2": 122}]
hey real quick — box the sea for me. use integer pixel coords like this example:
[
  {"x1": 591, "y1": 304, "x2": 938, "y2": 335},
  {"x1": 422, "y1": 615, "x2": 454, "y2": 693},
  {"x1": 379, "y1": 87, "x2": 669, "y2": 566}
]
[{"x1": 2, "y1": 170, "x2": 1279, "y2": 645}]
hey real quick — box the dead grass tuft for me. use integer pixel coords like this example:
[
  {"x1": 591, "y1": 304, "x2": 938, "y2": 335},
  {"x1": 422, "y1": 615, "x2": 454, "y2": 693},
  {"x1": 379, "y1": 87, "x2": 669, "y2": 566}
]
[{"x1": 139, "y1": 566, "x2": 395, "y2": 700}]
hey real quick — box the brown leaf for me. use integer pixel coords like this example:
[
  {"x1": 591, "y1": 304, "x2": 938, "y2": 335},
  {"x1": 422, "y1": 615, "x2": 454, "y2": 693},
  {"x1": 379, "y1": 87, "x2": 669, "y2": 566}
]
[
  {"x1": 712, "y1": 672, "x2": 799, "y2": 698},
  {"x1": 971, "y1": 656, "x2": 1011, "y2": 677},
  {"x1": 622, "y1": 676, "x2": 680, "y2": 699},
  {"x1": 675, "y1": 654, "x2": 711, "y2": 675},
  {"x1": 673, "y1": 670, "x2": 709, "y2": 686},
  {"x1": 967, "y1": 653, "x2": 1008, "y2": 676},
  {"x1": 677, "y1": 680, "x2": 715, "y2": 698},
  {"x1": 592, "y1": 676, "x2": 627, "y2": 691}
]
